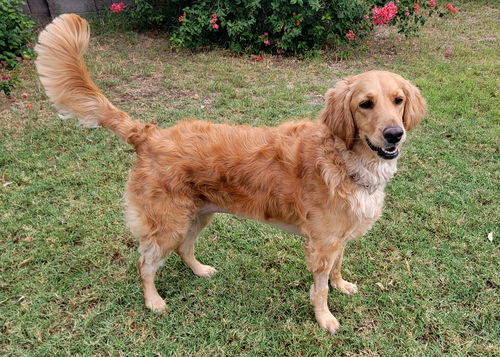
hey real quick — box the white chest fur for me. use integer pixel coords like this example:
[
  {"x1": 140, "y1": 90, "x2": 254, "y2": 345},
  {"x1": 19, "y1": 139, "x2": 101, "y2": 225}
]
[
  {"x1": 348, "y1": 156, "x2": 397, "y2": 217},
  {"x1": 349, "y1": 188, "x2": 385, "y2": 221}
]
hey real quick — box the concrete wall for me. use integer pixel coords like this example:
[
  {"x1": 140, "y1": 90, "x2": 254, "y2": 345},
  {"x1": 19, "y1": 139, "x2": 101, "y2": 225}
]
[{"x1": 23, "y1": 0, "x2": 135, "y2": 24}]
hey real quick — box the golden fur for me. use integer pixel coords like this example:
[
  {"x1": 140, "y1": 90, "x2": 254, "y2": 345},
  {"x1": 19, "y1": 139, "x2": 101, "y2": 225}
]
[{"x1": 35, "y1": 14, "x2": 427, "y2": 334}]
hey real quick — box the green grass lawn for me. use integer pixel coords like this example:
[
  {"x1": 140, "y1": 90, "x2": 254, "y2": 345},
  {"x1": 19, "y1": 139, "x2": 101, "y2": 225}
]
[{"x1": 1, "y1": 1, "x2": 498, "y2": 355}]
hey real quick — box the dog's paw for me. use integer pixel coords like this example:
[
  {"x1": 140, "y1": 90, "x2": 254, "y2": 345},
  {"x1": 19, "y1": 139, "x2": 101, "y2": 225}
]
[
  {"x1": 332, "y1": 279, "x2": 358, "y2": 295},
  {"x1": 193, "y1": 264, "x2": 217, "y2": 278},
  {"x1": 145, "y1": 295, "x2": 166, "y2": 313},
  {"x1": 316, "y1": 312, "x2": 340, "y2": 335}
]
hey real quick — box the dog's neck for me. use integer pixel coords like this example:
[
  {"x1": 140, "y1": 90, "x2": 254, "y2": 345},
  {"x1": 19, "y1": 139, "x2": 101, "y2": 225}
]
[{"x1": 336, "y1": 139, "x2": 398, "y2": 194}]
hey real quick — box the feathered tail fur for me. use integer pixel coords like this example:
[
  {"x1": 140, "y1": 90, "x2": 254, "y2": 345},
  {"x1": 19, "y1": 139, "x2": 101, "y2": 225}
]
[{"x1": 35, "y1": 14, "x2": 148, "y2": 147}]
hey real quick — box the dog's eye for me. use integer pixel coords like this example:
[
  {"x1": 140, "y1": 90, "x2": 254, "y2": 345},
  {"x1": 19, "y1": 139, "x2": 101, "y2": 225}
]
[
  {"x1": 359, "y1": 100, "x2": 373, "y2": 109},
  {"x1": 394, "y1": 97, "x2": 404, "y2": 105}
]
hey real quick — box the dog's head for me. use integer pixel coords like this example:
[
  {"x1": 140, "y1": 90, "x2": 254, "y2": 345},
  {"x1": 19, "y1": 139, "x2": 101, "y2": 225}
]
[{"x1": 320, "y1": 70, "x2": 427, "y2": 160}]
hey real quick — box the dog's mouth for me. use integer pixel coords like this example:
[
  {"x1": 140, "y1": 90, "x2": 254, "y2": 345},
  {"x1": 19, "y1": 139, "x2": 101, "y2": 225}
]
[{"x1": 366, "y1": 137, "x2": 399, "y2": 160}]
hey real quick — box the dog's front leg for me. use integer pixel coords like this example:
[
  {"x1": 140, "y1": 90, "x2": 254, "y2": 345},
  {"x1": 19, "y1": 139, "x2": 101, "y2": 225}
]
[
  {"x1": 305, "y1": 241, "x2": 343, "y2": 334},
  {"x1": 310, "y1": 271, "x2": 339, "y2": 334},
  {"x1": 329, "y1": 244, "x2": 358, "y2": 295}
]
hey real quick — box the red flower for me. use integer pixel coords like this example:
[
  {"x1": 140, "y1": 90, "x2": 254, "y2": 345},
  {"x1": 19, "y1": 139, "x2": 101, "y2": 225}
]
[
  {"x1": 178, "y1": 12, "x2": 186, "y2": 22},
  {"x1": 428, "y1": 0, "x2": 436, "y2": 7},
  {"x1": 371, "y1": 1, "x2": 398, "y2": 25},
  {"x1": 212, "y1": 24, "x2": 219, "y2": 29},
  {"x1": 345, "y1": 30, "x2": 355, "y2": 41},
  {"x1": 446, "y1": 3, "x2": 457, "y2": 14},
  {"x1": 1, "y1": 76, "x2": 9, "y2": 82},
  {"x1": 414, "y1": 2, "x2": 420, "y2": 12},
  {"x1": 251, "y1": 55, "x2": 264, "y2": 62},
  {"x1": 110, "y1": 2, "x2": 125, "y2": 13}
]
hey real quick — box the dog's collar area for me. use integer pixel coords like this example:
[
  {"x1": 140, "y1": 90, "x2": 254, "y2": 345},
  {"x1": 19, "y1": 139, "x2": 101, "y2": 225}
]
[
  {"x1": 332, "y1": 136, "x2": 392, "y2": 194},
  {"x1": 365, "y1": 137, "x2": 399, "y2": 160},
  {"x1": 349, "y1": 174, "x2": 377, "y2": 194}
]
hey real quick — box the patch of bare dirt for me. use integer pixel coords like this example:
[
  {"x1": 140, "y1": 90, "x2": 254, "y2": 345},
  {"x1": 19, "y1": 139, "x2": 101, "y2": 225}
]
[
  {"x1": 305, "y1": 93, "x2": 325, "y2": 107},
  {"x1": 106, "y1": 74, "x2": 209, "y2": 106}
]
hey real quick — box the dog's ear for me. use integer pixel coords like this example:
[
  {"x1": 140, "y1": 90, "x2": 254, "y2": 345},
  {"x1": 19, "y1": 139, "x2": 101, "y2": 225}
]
[
  {"x1": 403, "y1": 81, "x2": 427, "y2": 131},
  {"x1": 320, "y1": 80, "x2": 355, "y2": 149}
]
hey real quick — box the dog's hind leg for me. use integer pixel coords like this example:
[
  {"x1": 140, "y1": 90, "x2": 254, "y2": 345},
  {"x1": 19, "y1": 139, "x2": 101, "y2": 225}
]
[
  {"x1": 176, "y1": 213, "x2": 217, "y2": 277},
  {"x1": 138, "y1": 233, "x2": 180, "y2": 312},
  {"x1": 127, "y1": 191, "x2": 197, "y2": 313}
]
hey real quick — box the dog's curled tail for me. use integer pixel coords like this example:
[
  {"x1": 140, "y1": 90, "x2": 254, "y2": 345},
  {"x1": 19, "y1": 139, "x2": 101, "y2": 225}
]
[{"x1": 35, "y1": 14, "x2": 148, "y2": 147}]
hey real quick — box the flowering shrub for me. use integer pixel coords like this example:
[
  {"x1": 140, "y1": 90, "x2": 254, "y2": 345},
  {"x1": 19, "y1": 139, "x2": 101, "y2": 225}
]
[
  {"x1": 105, "y1": 0, "x2": 457, "y2": 55},
  {"x1": 170, "y1": 0, "x2": 369, "y2": 55},
  {"x1": 0, "y1": 0, "x2": 35, "y2": 95},
  {"x1": 169, "y1": 0, "x2": 456, "y2": 55}
]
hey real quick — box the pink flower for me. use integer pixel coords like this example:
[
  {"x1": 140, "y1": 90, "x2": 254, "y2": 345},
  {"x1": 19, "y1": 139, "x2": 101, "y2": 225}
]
[
  {"x1": 210, "y1": 13, "x2": 219, "y2": 27},
  {"x1": 1, "y1": 76, "x2": 9, "y2": 82},
  {"x1": 446, "y1": 3, "x2": 457, "y2": 14},
  {"x1": 263, "y1": 40, "x2": 271, "y2": 46},
  {"x1": 371, "y1": 1, "x2": 398, "y2": 25},
  {"x1": 263, "y1": 32, "x2": 269, "y2": 37},
  {"x1": 21, "y1": 92, "x2": 28, "y2": 99},
  {"x1": 428, "y1": 0, "x2": 436, "y2": 7},
  {"x1": 414, "y1": 2, "x2": 420, "y2": 11},
  {"x1": 346, "y1": 30, "x2": 355, "y2": 41},
  {"x1": 251, "y1": 55, "x2": 264, "y2": 62},
  {"x1": 444, "y1": 49, "x2": 453, "y2": 55},
  {"x1": 110, "y1": 2, "x2": 125, "y2": 13},
  {"x1": 364, "y1": 14, "x2": 370, "y2": 19},
  {"x1": 405, "y1": 7, "x2": 410, "y2": 16},
  {"x1": 16, "y1": 57, "x2": 22, "y2": 61}
]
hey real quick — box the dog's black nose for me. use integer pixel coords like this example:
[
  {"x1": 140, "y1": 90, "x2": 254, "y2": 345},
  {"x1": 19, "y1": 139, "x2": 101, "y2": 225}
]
[{"x1": 383, "y1": 126, "x2": 404, "y2": 144}]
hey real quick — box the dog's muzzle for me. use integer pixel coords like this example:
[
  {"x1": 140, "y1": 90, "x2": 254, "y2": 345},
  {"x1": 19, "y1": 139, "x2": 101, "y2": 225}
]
[{"x1": 366, "y1": 137, "x2": 399, "y2": 160}]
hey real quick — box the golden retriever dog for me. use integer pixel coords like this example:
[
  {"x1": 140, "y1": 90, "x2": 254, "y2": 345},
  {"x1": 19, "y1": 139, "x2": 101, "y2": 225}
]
[{"x1": 35, "y1": 14, "x2": 426, "y2": 334}]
